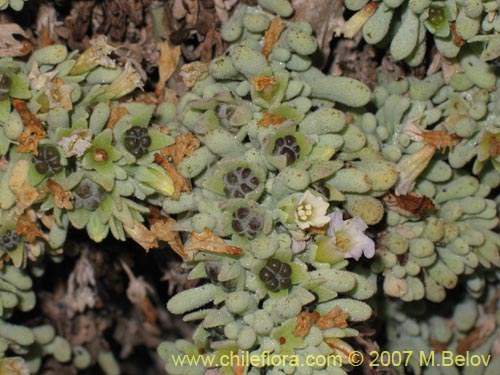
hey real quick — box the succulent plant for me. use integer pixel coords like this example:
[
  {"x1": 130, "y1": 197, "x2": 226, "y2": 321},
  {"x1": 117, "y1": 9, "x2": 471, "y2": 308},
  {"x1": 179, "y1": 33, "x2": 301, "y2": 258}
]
[
  {"x1": 0, "y1": 0, "x2": 500, "y2": 374},
  {"x1": 0, "y1": 0, "x2": 26, "y2": 11},
  {"x1": 343, "y1": 0, "x2": 500, "y2": 64}
]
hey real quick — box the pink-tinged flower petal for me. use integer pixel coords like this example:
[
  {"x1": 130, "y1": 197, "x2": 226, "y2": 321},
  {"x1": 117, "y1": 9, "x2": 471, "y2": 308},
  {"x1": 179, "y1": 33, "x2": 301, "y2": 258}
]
[{"x1": 327, "y1": 211, "x2": 344, "y2": 236}]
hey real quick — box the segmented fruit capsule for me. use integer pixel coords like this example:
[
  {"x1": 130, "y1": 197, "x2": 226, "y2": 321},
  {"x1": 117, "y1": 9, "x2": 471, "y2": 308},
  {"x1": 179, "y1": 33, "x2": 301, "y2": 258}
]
[
  {"x1": 273, "y1": 135, "x2": 300, "y2": 165},
  {"x1": 223, "y1": 167, "x2": 260, "y2": 198},
  {"x1": 33, "y1": 146, "x2": 63, "y2": 175},
  {"x1": 1, "y1": 230, "x2": 20, "y2": 252},
  {"x1": 124, "y1": 126, "x2": 152, "y2": 158},
  {"x1": 73, "y1": 178, "x2": 107, "y2": 211},
  {"x1": 215, "y1": 103, "x2": 238, "y2": 133},
  {"x1": 231, "y1": 207, "x2": 264, "y2": 239},
  {"x1": 258, "y1": 258, "x2": 292, "y2": 292}
]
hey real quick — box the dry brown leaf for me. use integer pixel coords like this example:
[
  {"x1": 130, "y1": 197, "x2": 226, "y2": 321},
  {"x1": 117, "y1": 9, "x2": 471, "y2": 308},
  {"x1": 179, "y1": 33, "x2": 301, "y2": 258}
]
[
  {"x1": 492, "y1": 335, "x2": 500, "y2": 358},
  {"x1": 47, "y1": 179, "x2": 73, "y2": 209},
  {"x1": 40, "y1": 24, "x2": 55, "y2": 47},
  {"x1": 232, "y1": 363, "x2": 246, "y2": 375},
  {"x1": 124, "y1": 220, "x2": 159, "y2": 252},
  {"x1": 40, "y1": 213, "x2": 53, "y2": 230},
  {"x1": 180, "y1": 61, "x2": 210, "y2": 88},
  {"x1": 420, "y1": 128, "x2": 460, "y2": 152},
  {"x1": 161, "y1": 132, "x2": 200, "y2": 164},
  {"x1": 12, "y1": 99, "x2": 47, "y2": 155},
  {"x1": 184, "y1": 227, "x2": 243, "y2": 260},
  {"x1": 427, "y1": 53, "x2": 463, "y2": 83},
  {"x1": 257, "y1": 111, "x2": 287, "y2": 127},
  {"x1": 306, "y1": 227, "x2": 326, "y2": 236},
  {"x1": 0, "y1": 24, "x2": 32, "y2": 57},
  {"x1": 383, "y1": 192, "x2": 436, "y2": 219},
  {"x1": 163, "y1": 88, "x2": 180, "y2": 104},
  {"x1": 150, "y1": 217, "x2": 186, "y2": 260},
  {"x1": 70, "y1": 316, "x2": 98, "y2": 346},
  {"x1": 442, "y1": 59, "x2": 464, "y2": 84},
  {"x1": 156, "y1": 40, "x2": 181, "y2": 97},
  {"x1": 457, "y1": 314, "x2": 497, "y2": 354},
  {"x1": 294, "y1": 311, "x2": 320, "y2": 339},
  {"x1": 262, "y1": 17, "x2": 285, "y2": 58},
  {"x1": 213, "y1": 0, "x2": 230, "y2": 22},
  {"x1": 324, "y1": 338, "x2": 353, "y2": 358},
  {"x1": 429, "y1": 339, "x2": 448, "y2": 353},
  {"x1": 153, "y1": 153, "x2": 190, "y2": 200},
  {"x1": 341, "y1": 2, "x2": 378, "y2": 38},
  {"x1": 47, "y1": 77, "x2": 74, "y2": 111},
  {"x1": 172, "y1": 0, "x2": 188, "y2": 19},
  {"x1": 173, "y1": 0, "x2": 199, "y2": 27},
  {"x1": 17, "y1": 214, "x2": 45, "y2": 243},
  {"x1": 345, "y1": 113, "x2": 356, "y2": 125},
  {"x1": 120, "y1": 259, "x2": 158, "y2": 324},
  {"x1": 451, "y1": 22, "x2": 465, "y2": 48},
  {"x1": 485, "y1": 133, "x2": 500, "y2": 159},
  {"x1": 8, "y1": 159, "x2": 40, "y2": 210},
  {"x1": 155, "y1": 141, "x2": 196, "y2": 200},
  {"x1": 134, "y1": 92, "x2": 161, "y2": 105},
  {"x1": 316, "y1": 306, "x2": 350, "y2": 329},
  {"x1": 139, "y1": 298, "x2": 158, "y2": 325},
  {"x1": 251, "y1": 74, "x2": 278, "y2": 91},
  {"x1": 106, "y1": 106, "x2": 129, "y2": 129}
]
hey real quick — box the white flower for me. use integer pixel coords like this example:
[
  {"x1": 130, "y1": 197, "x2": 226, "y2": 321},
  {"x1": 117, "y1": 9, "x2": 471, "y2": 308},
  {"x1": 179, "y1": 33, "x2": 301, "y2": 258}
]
[
  {"x1": 294, "y1": 190, "x2": 330, "y2": 229},
  {"x1": 59, "y1": 128, "x2": 92, "y2": 157},
  {"x1": 28, "y1": 62, "x2": 57, "y2": 90},
  {"x1": 327, "y1": 211, "x2": 375, "y2": 261}
]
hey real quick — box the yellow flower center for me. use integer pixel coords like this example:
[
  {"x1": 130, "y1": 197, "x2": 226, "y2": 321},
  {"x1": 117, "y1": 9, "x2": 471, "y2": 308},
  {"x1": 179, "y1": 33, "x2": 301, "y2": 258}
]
[
  {"x1": 297, "y1": 204, "x2": 313, "y2": 221},
  {"x1": 335, "y1": 230, "x2": 351, "y2": 252}
]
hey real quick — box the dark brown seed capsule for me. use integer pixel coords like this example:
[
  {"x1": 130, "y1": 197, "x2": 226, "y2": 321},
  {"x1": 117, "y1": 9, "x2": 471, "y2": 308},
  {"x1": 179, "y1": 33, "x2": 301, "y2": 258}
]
[
  {"x1": 249, "y1": 217, "x2": 261, "y2": 231},
  {"x1": 235, "y1": 207, "x2": 249, "y2": 219},
  {"x1": 124, "y1": 126, "x2": 151, "y2": 158},
  {"x1": 231, "y1": 220, "x2": 243, "y2": 232},
  {"x1": 33, "y1": 146, "x2": 63, "y2": 175},
  {"x1": 279, "y1": 278, "x2": 291, "y2": 289},
  {"x1": 273, "y1": 135, "x2": 300, "y2": 165},
  {"x1": 223, "y1": 167, "x2": 260, "y2": 198},
  {"x1": 232, "y1": 207, "x2": 263, "y2": 239},
  {"x1": 259, "y1": 259, "x2": 292, "y2": 292},
  {"x1": 279, "y1": 263, "x2": 292, "y2": 277},
  {"x1": 1, "y1": 230, "x2": 20, "y2": 252},
  {"x1": 72, "y1": 178, "x2": 107, "y2": 211},
  {"x1": 266, "y1": 279, "x2": 279, "y2": 292},
  {"x1": 259, "y1": 268, "x2": 273, "y2": 282},
  {"x1": 268, "y1": 259, "x2": 282, "y2": 272}
]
